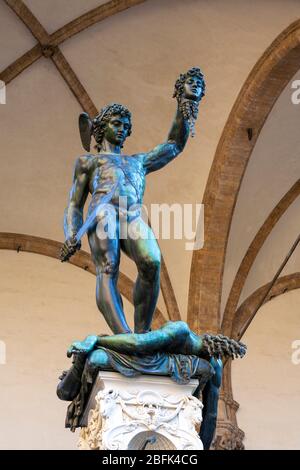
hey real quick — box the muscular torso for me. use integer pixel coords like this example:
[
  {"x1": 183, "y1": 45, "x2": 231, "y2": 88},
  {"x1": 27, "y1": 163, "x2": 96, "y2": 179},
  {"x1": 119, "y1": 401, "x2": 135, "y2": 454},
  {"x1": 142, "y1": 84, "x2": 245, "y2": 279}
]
[{"x1": 82, "y1": 153, "x2": 146, "y2": 215}]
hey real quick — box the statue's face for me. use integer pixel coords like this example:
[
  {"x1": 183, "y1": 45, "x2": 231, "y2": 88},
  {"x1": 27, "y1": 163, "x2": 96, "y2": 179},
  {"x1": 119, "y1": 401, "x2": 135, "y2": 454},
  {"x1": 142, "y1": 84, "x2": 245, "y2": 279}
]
[
  {"x1": 104, "y1": 114, "x2": 131, "y2": 147},
  {"x1": 183, "y1": 76, "x2": 203, "y2": 101}
]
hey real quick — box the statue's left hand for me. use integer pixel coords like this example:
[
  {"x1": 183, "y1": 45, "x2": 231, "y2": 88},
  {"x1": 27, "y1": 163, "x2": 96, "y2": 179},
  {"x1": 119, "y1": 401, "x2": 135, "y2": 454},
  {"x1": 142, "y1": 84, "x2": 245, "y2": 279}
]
[{"x1": 177, "y1": 97, "x2": 200, "y2": 123}]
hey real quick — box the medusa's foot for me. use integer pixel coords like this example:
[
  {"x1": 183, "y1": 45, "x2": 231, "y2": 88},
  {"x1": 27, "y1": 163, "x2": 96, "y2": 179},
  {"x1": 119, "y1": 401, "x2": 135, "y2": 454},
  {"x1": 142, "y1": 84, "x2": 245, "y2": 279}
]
[{"x1": 67, "y1": 335, "x2": 98, "y2": 358}]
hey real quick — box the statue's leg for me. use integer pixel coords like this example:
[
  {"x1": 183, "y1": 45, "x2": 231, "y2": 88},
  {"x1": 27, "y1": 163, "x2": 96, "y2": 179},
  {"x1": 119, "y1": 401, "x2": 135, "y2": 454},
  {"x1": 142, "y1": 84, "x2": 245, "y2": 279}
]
[
  {"x1": 199, "y1": 358, "x2": 223, "y2": 450},
  {"x1": 88, "y1": 226, "x2": 131, "y2": 334},
  {"x1": 56, "y1": 354, "x2": 86, "y2": 401},
  {"x1": 120, "y1": 218, "x2": 161, "y2": 333},
  {"x1": 87, "y1": 348, "x2": 111, "y2": 369},
  {"x1": 97, "y1": 321, "x2": 190, "y2": 354}
]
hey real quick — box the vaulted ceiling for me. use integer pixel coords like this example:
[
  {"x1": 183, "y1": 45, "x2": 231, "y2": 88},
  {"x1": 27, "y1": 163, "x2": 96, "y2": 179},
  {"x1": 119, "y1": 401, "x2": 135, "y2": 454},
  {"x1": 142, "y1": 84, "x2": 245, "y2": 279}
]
[{"x1": 1, "y1": 0, "x2": 300, "y2": 337}]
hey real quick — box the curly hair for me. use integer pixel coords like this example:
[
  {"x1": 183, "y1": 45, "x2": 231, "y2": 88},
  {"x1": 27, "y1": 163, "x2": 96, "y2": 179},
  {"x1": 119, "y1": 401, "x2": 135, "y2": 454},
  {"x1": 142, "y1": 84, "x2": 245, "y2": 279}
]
[
  {"x1": 92, "y1": 103, "x2": 132, "y2": 150},
  {"x1": 173, "y1": 67, "x2": 206, "y2": 101},
  {"x1": 202, "y1": 333, "x2": 247, "y2": 360}
]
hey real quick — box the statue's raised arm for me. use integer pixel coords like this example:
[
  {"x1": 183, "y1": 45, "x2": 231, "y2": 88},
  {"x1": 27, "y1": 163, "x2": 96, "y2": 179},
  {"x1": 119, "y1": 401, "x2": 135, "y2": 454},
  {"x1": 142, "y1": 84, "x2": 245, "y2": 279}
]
[{"x1": 143, "y1": 67, "x2": 205, "y2": 174}]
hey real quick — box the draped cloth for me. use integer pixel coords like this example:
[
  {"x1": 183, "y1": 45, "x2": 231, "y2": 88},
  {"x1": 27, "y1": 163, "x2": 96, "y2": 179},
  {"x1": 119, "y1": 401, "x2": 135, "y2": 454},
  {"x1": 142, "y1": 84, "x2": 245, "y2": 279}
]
[{"x1": 60, "y1": 347, "x2": 214, "y2": 431}]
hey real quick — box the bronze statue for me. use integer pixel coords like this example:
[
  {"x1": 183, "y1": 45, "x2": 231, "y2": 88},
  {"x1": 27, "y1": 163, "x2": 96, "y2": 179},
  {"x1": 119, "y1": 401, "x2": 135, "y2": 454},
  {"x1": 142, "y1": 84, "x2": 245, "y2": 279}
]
[
  {"x1": 60, "y1": 67, "x2": 205, "y2": 334},
  {"x1": 58, "y1": 68, "x2": 247, "y2": 450},
  {"x1": 58, "y1": 321, "x2": 246, "y2": 448}
]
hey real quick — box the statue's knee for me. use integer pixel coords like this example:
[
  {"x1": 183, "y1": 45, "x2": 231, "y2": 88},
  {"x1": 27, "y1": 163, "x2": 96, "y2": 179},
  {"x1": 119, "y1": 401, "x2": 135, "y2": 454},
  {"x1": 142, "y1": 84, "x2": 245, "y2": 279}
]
[
  {"x1": 56, "y1": 375, "x2": 80, "y2": 401},
  {"x1": 86, "y1": 351, "x2": 106, "y2": 370},
  {"x1": 98, "y1": 257, "x2": 119, "y2": 275},
  {"x1": 103, "y1": 261, "x2": 118, "y2": 275},
  {"x1": 139, "y1": 255, "x2": 161, "y2": 281},
  {"x1": 56, "y1": 384, "x2": 74, "y2": 401}
]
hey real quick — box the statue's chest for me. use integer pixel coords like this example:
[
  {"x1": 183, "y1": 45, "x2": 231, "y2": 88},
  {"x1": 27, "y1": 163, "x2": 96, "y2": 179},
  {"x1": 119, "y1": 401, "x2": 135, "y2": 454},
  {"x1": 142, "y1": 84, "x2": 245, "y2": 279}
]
[{"x1": 95, "y1": 156, "x2": 144, "y2": 182}]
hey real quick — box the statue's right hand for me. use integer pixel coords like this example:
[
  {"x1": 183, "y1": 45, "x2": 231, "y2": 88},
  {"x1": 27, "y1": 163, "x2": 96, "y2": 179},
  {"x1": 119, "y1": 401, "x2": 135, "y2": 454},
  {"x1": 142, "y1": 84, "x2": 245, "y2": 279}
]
[{"x1": 60, "y1": 235, "x2": 81, "y2": 262}]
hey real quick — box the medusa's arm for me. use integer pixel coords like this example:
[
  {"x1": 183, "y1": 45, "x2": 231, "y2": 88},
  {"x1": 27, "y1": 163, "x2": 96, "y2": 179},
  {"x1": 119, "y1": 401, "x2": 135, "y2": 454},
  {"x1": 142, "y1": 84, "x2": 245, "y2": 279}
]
[{"x1": 200, "y1": 358, "x2": 223, "y2": 450}]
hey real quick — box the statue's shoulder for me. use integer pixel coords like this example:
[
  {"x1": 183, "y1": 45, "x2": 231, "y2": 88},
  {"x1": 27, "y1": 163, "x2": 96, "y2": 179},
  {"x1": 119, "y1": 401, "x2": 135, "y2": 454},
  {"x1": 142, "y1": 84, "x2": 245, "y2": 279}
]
[
  {"x1": 132, "y1": 153, "x2": 145, "y2": 165},
  {"x1": 75, "y1": 153, "x2": 95, "y2": 172}
]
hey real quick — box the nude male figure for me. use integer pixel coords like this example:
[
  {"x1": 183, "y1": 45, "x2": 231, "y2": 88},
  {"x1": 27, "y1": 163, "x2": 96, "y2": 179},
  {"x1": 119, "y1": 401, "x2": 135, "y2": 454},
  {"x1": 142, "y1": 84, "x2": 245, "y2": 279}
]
[{"x1": 61, "y1": 68, "x2": 205, "y2": 334}]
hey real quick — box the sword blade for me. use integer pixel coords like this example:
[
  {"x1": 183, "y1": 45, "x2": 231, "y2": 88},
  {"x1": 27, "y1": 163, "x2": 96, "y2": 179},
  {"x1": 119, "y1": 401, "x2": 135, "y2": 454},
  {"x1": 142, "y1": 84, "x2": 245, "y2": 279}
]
[{"x1": 75, "y1": 178, "x2": 120, "y2": 243}]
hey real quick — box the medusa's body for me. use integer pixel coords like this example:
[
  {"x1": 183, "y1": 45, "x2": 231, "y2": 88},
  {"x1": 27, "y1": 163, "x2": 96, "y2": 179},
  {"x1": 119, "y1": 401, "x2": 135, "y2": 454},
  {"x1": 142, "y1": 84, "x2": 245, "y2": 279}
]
[
  {"x1": 72, "y1": 321, "x2": 246, "y2": 360},
  {"x1": 60, "y1": 321, "x2": 246, "y2": 449}
]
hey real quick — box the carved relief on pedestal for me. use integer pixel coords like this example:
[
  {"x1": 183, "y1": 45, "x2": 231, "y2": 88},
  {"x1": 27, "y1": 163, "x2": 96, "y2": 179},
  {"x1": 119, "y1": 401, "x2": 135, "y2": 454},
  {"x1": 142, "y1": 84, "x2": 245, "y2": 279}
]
[{"x1": 78, "y1": 373, "x2": 204, "y2": 450}]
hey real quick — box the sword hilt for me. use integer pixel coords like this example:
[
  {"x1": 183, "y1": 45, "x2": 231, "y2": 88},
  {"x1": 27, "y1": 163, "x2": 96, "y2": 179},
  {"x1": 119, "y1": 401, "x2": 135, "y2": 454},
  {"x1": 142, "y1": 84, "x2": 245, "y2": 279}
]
[{"x1": 60, "y1": 235, "x2": 81, "y2": 262}]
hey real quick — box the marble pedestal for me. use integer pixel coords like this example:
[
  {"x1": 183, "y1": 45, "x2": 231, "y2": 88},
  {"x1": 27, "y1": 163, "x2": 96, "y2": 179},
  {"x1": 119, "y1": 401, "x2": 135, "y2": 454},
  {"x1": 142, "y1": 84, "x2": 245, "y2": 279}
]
[{"x1": 78, "y1": 371, "x2": 204, "y2": 450}]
